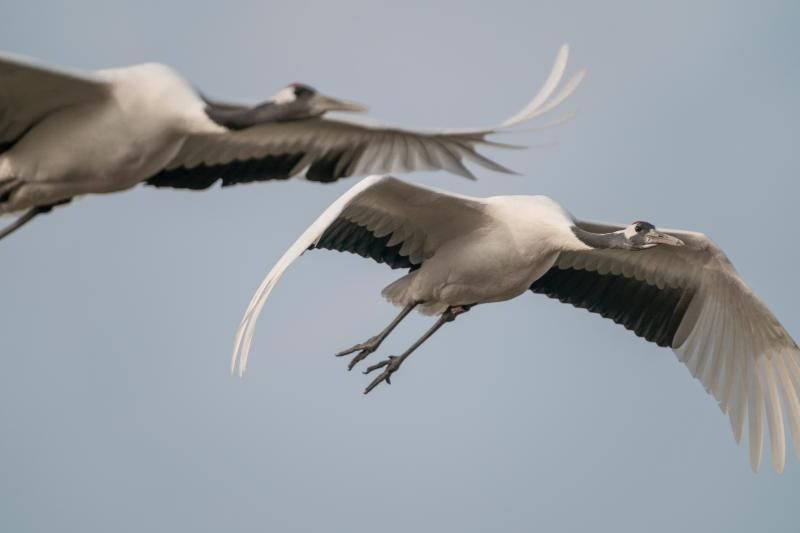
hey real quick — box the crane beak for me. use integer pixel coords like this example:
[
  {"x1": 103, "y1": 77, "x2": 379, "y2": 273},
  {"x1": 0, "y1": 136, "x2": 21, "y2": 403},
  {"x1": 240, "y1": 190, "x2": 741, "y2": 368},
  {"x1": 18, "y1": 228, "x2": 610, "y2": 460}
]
[
  {"x1": 646, "y1": 230, "x2": 685, "y2": 247},
  {"x1": 314, "y1": 94, "x2": 369, "y2": 113}
]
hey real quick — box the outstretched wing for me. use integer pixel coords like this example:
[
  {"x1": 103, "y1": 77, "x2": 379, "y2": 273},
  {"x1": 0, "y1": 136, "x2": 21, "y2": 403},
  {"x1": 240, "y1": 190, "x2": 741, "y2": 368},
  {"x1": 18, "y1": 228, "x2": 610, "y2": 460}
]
[
  {"x1": 531, "y1": 220, "x2": 800, "y2": 472},
  {"x1": 0, "y1": 52, "x2": 110, "y2": 152},
  {"x1": 231, "y1": 175, "x2": 490, "y2": 376},
  {"x1": 146, "y1": 45, "x2": 585, "y2": 188}
]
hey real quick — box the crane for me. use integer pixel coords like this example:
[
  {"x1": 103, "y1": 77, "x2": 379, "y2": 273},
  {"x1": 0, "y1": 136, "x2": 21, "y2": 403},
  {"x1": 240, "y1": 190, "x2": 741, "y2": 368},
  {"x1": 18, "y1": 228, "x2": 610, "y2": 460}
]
[
  {"x1": 0, "y1": 45, "x2": 583, "y2": 240},
  {"x1": 231, "y1": 175, "x2": 800, "y2": 474}
]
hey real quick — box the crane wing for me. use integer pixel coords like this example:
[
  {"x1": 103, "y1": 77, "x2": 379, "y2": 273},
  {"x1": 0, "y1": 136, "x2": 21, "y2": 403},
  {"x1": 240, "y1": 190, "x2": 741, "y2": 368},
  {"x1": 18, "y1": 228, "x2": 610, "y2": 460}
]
[
  {"x1": 146, "y1": 45, "x2": 585, "y2": 188},
  {"x1": 0, "y1": 52, "x2": 110, "y2": 151},
  {"x1": 231, "y1": 175, "x2": 490, "y2": 376},
  {"x1": 530, "y1": 220, "x2": 800, "y2": 472}
]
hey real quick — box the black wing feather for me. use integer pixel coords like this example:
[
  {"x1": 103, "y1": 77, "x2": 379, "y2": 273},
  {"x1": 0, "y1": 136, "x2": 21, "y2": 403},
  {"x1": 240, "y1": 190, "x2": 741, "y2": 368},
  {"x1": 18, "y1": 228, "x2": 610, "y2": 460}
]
[
  {"x1": 311, "y1": 217, "x2": 418, "y2": 270},
  {"x1": 146, "y1": 152, "x2": 306, "y2": 190},
  {"x1": 146, "y1": 142, "x2": 370, "y2": 190},
  {"x1": 530, "y1": 266, "x2": 696, "y2": 348}
]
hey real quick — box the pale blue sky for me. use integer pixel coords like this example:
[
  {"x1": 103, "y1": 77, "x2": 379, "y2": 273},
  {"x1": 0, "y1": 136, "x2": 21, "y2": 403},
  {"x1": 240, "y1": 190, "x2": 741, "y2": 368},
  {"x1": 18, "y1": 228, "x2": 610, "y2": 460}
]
[{"x1": 1, "y1": 1, "x2": 798, "y2": 532}]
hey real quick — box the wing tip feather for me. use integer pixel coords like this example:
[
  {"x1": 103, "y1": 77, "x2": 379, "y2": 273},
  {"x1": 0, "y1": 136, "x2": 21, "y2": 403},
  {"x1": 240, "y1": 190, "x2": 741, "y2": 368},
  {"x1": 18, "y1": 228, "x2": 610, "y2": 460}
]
[{"x1": 229, "y1": 175, "x2": 391, "y2": 375}]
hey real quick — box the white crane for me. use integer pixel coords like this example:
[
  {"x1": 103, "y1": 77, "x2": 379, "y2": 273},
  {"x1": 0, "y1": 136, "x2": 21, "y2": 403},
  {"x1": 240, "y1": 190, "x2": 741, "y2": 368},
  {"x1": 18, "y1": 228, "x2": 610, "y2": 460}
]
[
  {"x1": 0, "y1": 45, "x2": 584, "y2": 240},
  {"x1": 232, "y1": 175, "x2": 800, "y2": 473}
]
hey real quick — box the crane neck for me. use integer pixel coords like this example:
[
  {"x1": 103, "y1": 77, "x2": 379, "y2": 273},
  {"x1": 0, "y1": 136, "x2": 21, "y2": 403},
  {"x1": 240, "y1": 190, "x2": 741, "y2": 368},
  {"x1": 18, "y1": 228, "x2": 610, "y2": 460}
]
[
  {"x1": 571, "y1": 226, "x2": 631, "y2": 250},
  {"x1": 205, "y1": 100, "x2": 316, "y2": 130}
]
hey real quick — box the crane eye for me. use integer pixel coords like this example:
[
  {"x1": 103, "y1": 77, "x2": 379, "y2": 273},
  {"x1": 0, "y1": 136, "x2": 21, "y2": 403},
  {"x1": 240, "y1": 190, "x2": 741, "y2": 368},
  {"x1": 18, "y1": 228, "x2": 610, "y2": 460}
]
[
  {"x1": 293, "y1": 86, "x2": 313, "y2": 98},
  {"x1": 634, "y1": 224, "x2": 642, "y2": 232}
]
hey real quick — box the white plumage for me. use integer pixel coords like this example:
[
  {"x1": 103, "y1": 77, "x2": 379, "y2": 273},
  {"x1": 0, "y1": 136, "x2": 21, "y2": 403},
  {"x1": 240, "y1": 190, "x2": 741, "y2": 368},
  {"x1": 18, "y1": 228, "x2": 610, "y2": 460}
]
[
  {"x1": 232, "y1": 175, "x2": 800, "y2": 473},
  {"x1": 0, "y1": 44, "x2": 584, "y2": 238}
]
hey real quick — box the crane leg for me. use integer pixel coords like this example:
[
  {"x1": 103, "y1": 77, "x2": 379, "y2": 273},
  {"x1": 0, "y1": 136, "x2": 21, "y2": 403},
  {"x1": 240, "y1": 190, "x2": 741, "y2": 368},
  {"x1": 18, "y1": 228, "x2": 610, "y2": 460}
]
[
  {"x1": 362, "y1": 305, "x2": 471, "y2": 394},
  {"x1": 0, "y1": 199, "x2": 71, "y2": 242},
  {"x1": 335, "y1": 303, "x2": 417, "y2": 370},
  {"x1": 0, "y1": 206, "x2": 47, "y2": 241}
]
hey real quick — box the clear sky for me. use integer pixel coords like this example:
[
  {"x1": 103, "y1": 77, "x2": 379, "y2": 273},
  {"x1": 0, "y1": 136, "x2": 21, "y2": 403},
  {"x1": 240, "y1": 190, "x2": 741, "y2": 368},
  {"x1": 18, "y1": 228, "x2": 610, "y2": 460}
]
[{"x1": 1, "y1": 1, "x2": 798, "y2": 532}]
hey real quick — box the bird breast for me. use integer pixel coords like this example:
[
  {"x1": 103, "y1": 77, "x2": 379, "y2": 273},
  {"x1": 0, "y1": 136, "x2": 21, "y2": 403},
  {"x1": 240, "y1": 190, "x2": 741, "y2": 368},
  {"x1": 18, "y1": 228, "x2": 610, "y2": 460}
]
[
  {"x1": 411, "y1": 214, "x2": 562, "y2": 308},
  {"x1": 426, "y1": 195, "x2": 574, "y2": 305},
  {"x1": 7, "y1": 63, "x2": 223, "y2": 193}
]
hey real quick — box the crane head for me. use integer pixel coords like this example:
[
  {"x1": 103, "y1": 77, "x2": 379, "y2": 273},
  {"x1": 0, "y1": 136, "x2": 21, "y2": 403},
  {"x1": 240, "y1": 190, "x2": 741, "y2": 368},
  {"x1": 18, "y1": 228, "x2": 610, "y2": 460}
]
[
  {"x1": 622, "y1": 221, "x2": 685, "y2": 250},
  {"x1": 271, "y1": 83, "x2": 369, "y2": 116}
]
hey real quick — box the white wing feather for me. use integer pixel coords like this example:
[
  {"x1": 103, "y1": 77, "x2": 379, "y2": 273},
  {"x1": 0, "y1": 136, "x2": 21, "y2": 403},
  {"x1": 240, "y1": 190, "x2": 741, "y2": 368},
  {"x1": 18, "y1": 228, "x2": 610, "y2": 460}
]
[
  {"x1": 570, "y1": 221, "x2": 800, "y2": 472},
  {"x1": 165, "y1": 44, "x2": 586, "y2": 181},
  {"x1": 499, "y1": 44, "x2": 586, "y2": 128},
  {"x1": 231, "y1": 175, "x2": 489, "y2": 376},
  {"x1": 231, "y1": 175, "x2": 387, "y2": 375},
  {"x1": 0, "y1": 52, "x2": 110, "y2": 145}
]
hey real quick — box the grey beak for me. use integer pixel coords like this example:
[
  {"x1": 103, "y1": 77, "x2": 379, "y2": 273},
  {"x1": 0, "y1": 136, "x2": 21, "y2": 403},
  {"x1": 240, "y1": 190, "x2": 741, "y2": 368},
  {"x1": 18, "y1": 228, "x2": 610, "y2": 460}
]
[
  {"x1": 647, "y1": 230, "x2": 685, "y2": 247},
  {"x1": 316, "y1": 94, "x2": 369, "y2": 113}
]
